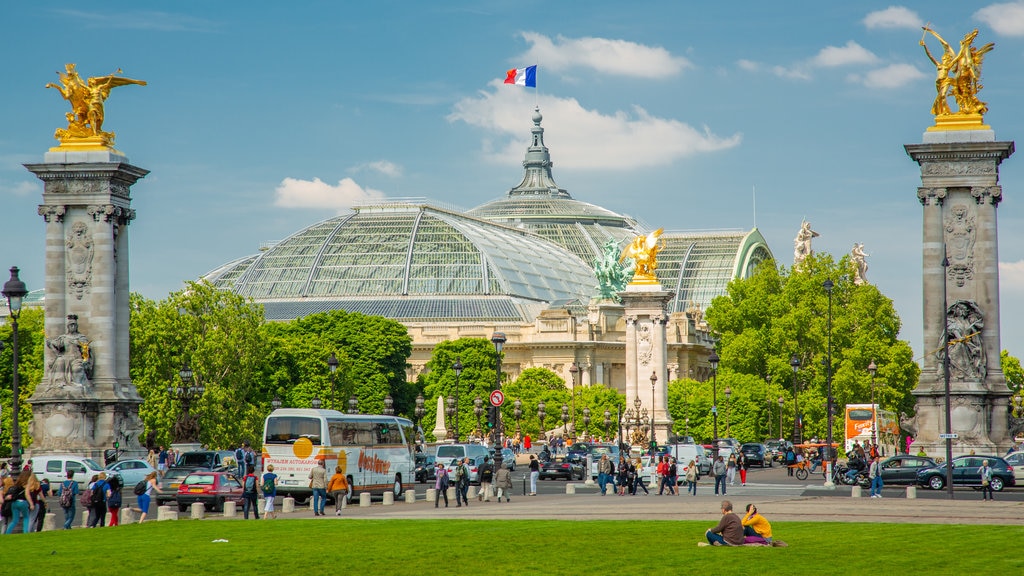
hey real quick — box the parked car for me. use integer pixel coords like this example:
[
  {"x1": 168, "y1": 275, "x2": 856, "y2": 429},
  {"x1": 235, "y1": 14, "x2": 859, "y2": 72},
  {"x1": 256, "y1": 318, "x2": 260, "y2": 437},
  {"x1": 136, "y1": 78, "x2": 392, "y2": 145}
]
[
  {"x1": 877, "y1": 455, "x2": 937, "y2": 485},
  {"x1": 585, "y1": 444, "x2": 621, "y2": 479},
  {"x1": 156, "y1": 466, "x2": 203, "y2": 505},
  {"x1": 1003, "y1": 451, "x2": 1024, "y2": 480},
  {"x1": 31, "y1": 454, "x2": 105, "y2": 489},
  {"x1": 444, "y1": 455, "x2": 485, "y2": 484},
  {"x1": 916, "y1": 455, "x2": 1015, "y2": 491},
  {"x1": 105, "y1": 459, "x2": 157, "y2": 487},
  {"x1": 414, "y1": 454, "x2": 437, "y2": 483},
  {"x1": 175, "y1": 471, "x2": 244, "y2": 512},
  {"x1": 540, "y1": 456, "x2": 584, "y2": 480},
  {"x1": 174, "y1": 450, "x2": 236, "y2": 471},
  {"x1": 740, "y1": 443, "x2": 770, "y2": 468},
  {"x1": 501, "y1": 448, "x2": 516, "y2": 471},
  {"x1": 765, "y1": 440, "x2": 788, "y2": 462}
]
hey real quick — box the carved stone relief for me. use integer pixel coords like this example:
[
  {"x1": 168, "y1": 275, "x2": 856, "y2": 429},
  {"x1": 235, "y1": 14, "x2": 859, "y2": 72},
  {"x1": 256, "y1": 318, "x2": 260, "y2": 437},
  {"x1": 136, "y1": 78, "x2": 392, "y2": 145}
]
[
  {"x1": 922, "y1": 161, "x2": 994, "y2": 176},
  {"x1": 944, "y1": 204, "x2": 976, "y2": 287},
  {"x1": 66, "y1": 221, "x2": 94, "y2": 299},
  {"x1": 637, "y1": 322, "x2": 652, "y2": 366},
  {"x1": 938, "y1": 300, "x2": 986, "y2": 381}
]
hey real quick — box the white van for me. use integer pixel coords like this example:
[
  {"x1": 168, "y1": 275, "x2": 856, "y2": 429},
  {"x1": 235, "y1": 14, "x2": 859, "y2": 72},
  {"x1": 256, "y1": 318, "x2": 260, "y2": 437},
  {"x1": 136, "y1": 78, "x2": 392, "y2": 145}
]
[
  {"x1": 436, "y1": 444, "x2": 491, "y2": 484},
  {"x1": 31, "y1": 454, "x2": 106, "y2": 488},
  {"x1": 664, "y1": 444, "x2": 712, "y2": 476}
]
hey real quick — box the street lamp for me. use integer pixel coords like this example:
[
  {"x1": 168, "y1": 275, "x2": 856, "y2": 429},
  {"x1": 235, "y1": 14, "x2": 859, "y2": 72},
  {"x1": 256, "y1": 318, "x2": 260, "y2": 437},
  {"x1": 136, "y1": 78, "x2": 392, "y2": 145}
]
[
  {"x1": 272, "y1": 396, "x2": 282, "y2": 410},
  {"x1": 327, "y1": 352, "x2": 339, "y2": 409},
  {"x1": 582, "y1": 407, "x2": 591, "y2": 441},
  {"x1": 724, "y1": 386, "x2": 733, "y2": 437},
  {"x1": 311, "y1": 396, "x2": 322, "y2": 410},
  {"x1": 790, "y1": 354, "x2": 801, "y2": 445},
  {"x1": 537, "y1": 400, "x2": 547, "y2": 441},
  {"x1": 168, "y1": 362, "x2": 205, "y2": 444},
  {"x1": 709, "y1": 351, "x2": 720, "y2": 457},
  {"x1": 452, "y1": 357, "x2": 463, "y2": 443},
  {"x1": 650, "y1": 371, "x2": 658, "y2": 447},
  {"x1": 445, "y1": 394, "x2": 456, "y2": 435},
  {"x1": 603, "y1": 409, "x2": 612, "y2": 440},
  {"x1": 561, "y1": 403, "x2": 569, "y2": 438},
  {"x1": 513, "y1": 398, "x2": 522, "y2": 435},
  {"x1": 868, "y1": 360, "x2": 879, "y2": 448},
  {"x1": 823, "y1": 278, "x2": 836, "y2": 488},
  {"x1": 414, "y1": 393, "x2": 425, "y2": 443},
  {"x1": 490, "y1": 332, "x2": 506, "y2": 467},
  {"x1": 778, "y1": 396, "x2": 784, "y2": 440},
  {"x1": 383, "y1": 393, "x2": 394, "y2": 416},
  {"x1": 348, "y1": 394, "x2": 359, "y2": 415},
  {"x1": 474, "y1": 396, "x2": 484, "y2": 439},
  {"x1": 2, "y1": 266, "x2": 28, "y2": 471},
  {"x1": 569, "y1": 362, "x2": 579, "y2": 440}
]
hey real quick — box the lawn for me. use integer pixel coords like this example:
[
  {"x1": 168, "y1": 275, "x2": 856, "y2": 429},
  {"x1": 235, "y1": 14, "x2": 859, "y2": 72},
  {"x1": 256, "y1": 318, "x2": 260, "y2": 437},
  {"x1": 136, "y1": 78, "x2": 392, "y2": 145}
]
[{"x1": 1, "y1": 519, "x2": 1021, "y2": 574}]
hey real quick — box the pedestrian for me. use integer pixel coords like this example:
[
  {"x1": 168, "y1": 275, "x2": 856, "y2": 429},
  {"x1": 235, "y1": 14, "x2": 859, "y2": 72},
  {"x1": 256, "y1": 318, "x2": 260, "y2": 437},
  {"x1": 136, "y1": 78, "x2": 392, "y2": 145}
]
[
  {"x1": 27, "y1": 472, "x2": 46, "y2": 532},
  {"x1": 617, "y1": 457, "x2": 629, "y2": 495},
  {"x1": 980, "y1": 459, "x2": 995, "y2": 501},
  {"x1": 145, "y1": 448, "x2": 158, "y2": 472},
  {"x1": 157, "y1": 445, "x2": 168, "y2": 479},
  {"x1": 738, "y1": 453, "x2": 748, "y2": 486},
  {"x1": 105, "y1": 473, "x2": 122, "y2": 527},
  {"x1": 241, "y1": 466, "x2": 260, "y2": 519},
  {"x1": 455, "y1": 458, "x2": 470, "y2": 506},
  {"x1": 58, "y1": 470, "x2": 79, "y2": 530},
  {"x1": 632, "y1": 459, "x2": 649, "y2": 495},
  {"x1": 713, "y1": 456, "x2": 727, "y2": 495},
  {"x1": 656, "y1": 456, "x2": 669, "y2": 495},
  {"x1": 524, "y1": 434, "x2": 532, "y2": 452},
  {"x1": 3, "y1": 468, "x2": 35, "y2": 534},
  {"x1": 704, "y1": 500, "x2": 744, "y2": 546},
  {"x1": 741, "y1": 503, "x2": 773, "y2": 545},
  {"x1": 88, "y1": 472, "x2": 109, "y2": 528},
  {"x1": 529, "y1": 455, "x2": 540, "y2": 496},
  {"x1": 869, "y1": 455, "x2": 884, "y2": 498},
  {"x1": 478, "y1": 456, "x2": 494, "y2": 502},
  {"x1": 262, "y1": 464, "x2": 278, "y2": 519},
  {"x1": 596, "y1": 454, "x2": 611, "y2": 495},
  {"x1": 327, "y1": 466, "x2": 349, "y2": 516},
  {"x1": 785, "y1": 445, "x2": 796, "y2": 476},
  {"x1": 137, "y1": 471, "x2": 158, "y2": 523},
  {"x1": 495, "y1": 461, "x2": 513, "y2": 502},
  {"x1": 434, "y1": 463, "x2": 450, "y2": 508},
  {"x1": 235, "y1": 442, "x2": 247, "y2": 479},
  {"x1": 685, "y1": 459, "x2": 699, "y2": 495},
  {"x1": 666, "y1": 458, "x2": 678, "y2": 495},
  {"x1": 309, "y1": 460, "x2": 327, "y2": 516},
  {"x1": 726, "y1": 453, "x2": 737, "y2": 486}
]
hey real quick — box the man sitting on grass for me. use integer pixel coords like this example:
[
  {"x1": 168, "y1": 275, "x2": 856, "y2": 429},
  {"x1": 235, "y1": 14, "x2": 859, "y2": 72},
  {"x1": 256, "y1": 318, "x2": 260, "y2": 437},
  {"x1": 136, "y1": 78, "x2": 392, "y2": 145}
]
[{"x1": 705, "y1": 500, "x2": 745, "y2": 546}]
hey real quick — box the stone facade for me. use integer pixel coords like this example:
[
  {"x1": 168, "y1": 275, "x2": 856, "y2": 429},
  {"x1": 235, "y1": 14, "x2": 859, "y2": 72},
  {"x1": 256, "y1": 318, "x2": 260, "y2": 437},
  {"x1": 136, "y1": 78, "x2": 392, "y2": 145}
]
[{"x1": 23, "y1": 150, "x2": 148, "y2": 461}]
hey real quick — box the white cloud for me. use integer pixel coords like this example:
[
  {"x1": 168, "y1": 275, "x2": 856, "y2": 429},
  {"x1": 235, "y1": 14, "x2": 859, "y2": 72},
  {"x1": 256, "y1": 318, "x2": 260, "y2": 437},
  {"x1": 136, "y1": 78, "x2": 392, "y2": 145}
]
[
  {"x1": 812, "y1": 41, "x2": 879, "y2": 67},
  {"x1": 448, "y1": 85, "x2": 741, "y2": 170},
  {"x1": 274, "y1": 177, "x2": 384, "y2": 211},
  {"x1": 849, "y1": 63, "x2": 926, "y2": 88},
  {"x1": 350, "y1": 160, "x2": 403, "y2": 177},
  {"x1": 1000, "y1": 260, "x2": 1024, "y2": 291},
  {"x1": 516, "y1": 32, "x2": 691, "y2": 79},
  {"x1": 771, "y1": 65, "x2": 811, "y2": 80},
  {"x1": 0, "y1": 181, "x2": 39, "y2": 196},
  {"x1": 975, "y1": 2, "x2": 1024, "y2": 36},
  {"x1": 864, "y1": 6, "x2": 923, "y2": 29},
  {"x1": 736, "y1": 59, "x2": 759, "y2": 72}
]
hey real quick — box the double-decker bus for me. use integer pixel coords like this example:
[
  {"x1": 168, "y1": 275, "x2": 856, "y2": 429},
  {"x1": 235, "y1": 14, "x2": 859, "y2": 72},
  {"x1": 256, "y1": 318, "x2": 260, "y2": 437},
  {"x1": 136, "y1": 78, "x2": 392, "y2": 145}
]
[
  {"x1": 844, "y1": 404, "x2": 899, "y2": 455},
  {"x1": 262, "y1": 408, "x2": 415, "y2": 502}
]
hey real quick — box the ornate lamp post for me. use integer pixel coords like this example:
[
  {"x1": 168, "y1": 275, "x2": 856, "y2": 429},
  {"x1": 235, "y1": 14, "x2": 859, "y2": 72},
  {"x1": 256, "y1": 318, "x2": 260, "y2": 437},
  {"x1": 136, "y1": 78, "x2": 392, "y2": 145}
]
[
  {"x1": 868, "y1": 360, "x2": 879, "y2": 448},
  {"x1": 311, "y1": 396, "x2": 322, "y2": 409},
  {"x1": 272, "y1": 396, "x2": 283, "y2": 410},
  {"x1": 414, "y1": 393, "x2": 425, "y2": 443},
  {"x1": 537, "y1": 400, "x2": 547, "y2": 441},
  {"x1": 168, "y1": 362, "x2": 205, "y2": 444},
  {"x1": 561, "y1": 403, "x2": 569, "y2": 438},
  {"x1": 383, "y1": 393, "x2": 394, "y2": 416},
  {"x1": 2, "y1": 266, "x2": 28, "y2": 471},
  {"x1": 569, "y1": 362, "x2": 579, "y2": 440},
  {"x1": 650, "y1": 371, "x2": 658, "y2": 447},
  {"x1": 582, "y1": 407, "x2": 591, "y2": 441},
  {"x1": 452, "y1": 357, "x2": 463, "y2": 443},
  {"x1": 513, "y1": 398, "x2": 522, "y2": 435},
  {"x1": 709, "y1": 351, "x2": 720, "y2": 457},
  {"x1": 790, "y1": 354, "x2": 801, "y2": 444},
  {"x1": 724, "y1": 386, "x2": 733, "y2": 437},
  {"x1": 327, "y1": 352, "x2": 339, "y2": 409},
  {"x1": 778, "y1": 396, "x2": 784, "y2": 440},
  {"x1": 823, "y1": 278, "x2": 836, "y2": 488},
  {"x1": 685, "y1": 417, "x2": 690, "y2": 437},
  {"x1": 347, "y1": 394, "x2": 359, "y2": 414},
  {"x1": 490, "y1": 332, "x2": 506, "y2": 465},
  {"x1": 445, "y1": 394, "x2": 456, "y2": 436},
  {"x1": 603, "y1": 409, "x2": 612, "y2": 440},
  {"x1": 474, "y1": 396, "x2": 484, "y2": 439}
]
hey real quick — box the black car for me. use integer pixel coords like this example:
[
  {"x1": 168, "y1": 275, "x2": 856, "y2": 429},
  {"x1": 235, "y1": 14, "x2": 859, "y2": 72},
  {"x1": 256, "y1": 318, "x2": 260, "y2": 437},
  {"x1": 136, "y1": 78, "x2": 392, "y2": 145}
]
[
  {"x1": 414, "y1": 454, "x2": 436, "y2": 483},
  {"x1": 877, "y1": 455, "x2": 937, "y2": 485},
  {"x1": 740, "y1": 443, "x2": 770, "y2": 468},
  {"x1": 539, "y1": 457, "x2": 584, "y2": 480},
  {"x1": 916, "y1": 455, "x2": 1015, "y2": 491}
]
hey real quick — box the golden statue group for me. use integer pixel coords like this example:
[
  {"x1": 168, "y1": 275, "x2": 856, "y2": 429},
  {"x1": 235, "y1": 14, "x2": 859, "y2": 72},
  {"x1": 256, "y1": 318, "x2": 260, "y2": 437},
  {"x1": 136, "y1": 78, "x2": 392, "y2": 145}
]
[
  {"x1": 621, "y1": 229, "x2": 664, "y2": 285},
  {"x1": 920, "y1": 27, "x2": 994, "y2": 119},
  {"x1": 46, "y1": 63, "x2": 146, "y2": 149}
]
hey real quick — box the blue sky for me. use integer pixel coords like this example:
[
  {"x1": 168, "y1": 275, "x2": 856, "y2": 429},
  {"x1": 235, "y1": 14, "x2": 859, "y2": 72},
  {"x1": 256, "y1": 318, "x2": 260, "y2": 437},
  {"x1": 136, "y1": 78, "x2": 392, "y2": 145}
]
[{"x1": 4, "y1": 1, "x2": 1024, "y2": 362}]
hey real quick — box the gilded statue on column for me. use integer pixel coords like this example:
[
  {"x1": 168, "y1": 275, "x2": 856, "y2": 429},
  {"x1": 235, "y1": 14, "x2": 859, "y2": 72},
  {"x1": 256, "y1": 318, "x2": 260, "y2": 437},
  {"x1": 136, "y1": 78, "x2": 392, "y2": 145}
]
[
  {"x1": 920, "y1": 27, "x2": 994, "y2": 127},
  {"x1": 620, "y1": 229, "x2": 664, "y2": 285},
  {"x1": 45, "y1": 63, "x2": 146, "y2": 150}
]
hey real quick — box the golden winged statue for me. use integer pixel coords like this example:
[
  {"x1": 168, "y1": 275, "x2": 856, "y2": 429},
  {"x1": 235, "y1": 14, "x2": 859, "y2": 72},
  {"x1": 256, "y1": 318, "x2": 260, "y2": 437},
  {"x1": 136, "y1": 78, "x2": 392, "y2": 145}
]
[
  {"x1": 45, "y1": 63, "x2": 146, "y2": 149},
  {"x1": 920, "y1": 27, "x2": 994, "y2": 125},
  {"x1": 621, "y1": 228, "x2": 664, "y2": 285}
]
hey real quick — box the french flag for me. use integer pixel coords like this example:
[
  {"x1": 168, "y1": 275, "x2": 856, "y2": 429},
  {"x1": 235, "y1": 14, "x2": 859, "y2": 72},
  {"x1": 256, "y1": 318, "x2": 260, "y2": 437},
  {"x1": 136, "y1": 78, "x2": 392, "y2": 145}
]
[{"x1": 504, "y1": 65, "x2": 537, "y2": 87}]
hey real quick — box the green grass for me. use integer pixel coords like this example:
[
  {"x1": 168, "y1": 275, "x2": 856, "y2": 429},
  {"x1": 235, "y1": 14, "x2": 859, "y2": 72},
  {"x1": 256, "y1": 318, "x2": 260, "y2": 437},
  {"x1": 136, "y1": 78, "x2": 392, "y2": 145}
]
[{"x1": 2, "y1": 519, "x2": 1022, "y2": 574}]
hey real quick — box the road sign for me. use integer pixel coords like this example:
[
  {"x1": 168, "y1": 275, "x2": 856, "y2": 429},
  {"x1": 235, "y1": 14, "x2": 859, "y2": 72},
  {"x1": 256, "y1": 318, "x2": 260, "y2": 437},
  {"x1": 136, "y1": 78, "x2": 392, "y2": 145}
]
[
  {"x1": 938, "y1": 433, "x2": 959, "y2": 439},
  {"x1": 489, "y1": 390, "x2": 505, "y2": 407}
]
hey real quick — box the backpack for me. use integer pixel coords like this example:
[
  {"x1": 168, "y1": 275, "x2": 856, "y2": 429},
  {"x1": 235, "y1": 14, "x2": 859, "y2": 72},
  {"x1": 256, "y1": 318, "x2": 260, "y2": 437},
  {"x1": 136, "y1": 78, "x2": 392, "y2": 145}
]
[
  {"x1": 261, "y1": 476, "x2": 274, "y2": 494},
  {"x1": 454, "y1": 465, "x2": 465, "y2": 481},
  {"x1": 107, "y1": 490, "x2": 122, "y2": 508},
  {"x1": 235, "y1": 447, "x2": 244, "y2": 462},
  {"x1": 90, "y1": 484, "x2": 105, "y2": 506},
  {"x1": 244, "y1": 451, "x2": 254, "y2": 466},
  {"x1": 60, "y1": 481, "x2": 75, "y2": 508},
  {"x1": 79, "y1": 487, "x2": 93, "y2": 507},
  {"x1": 133, "y1": 480, "x2": 147, "y2": 496},
  {"x1": 244, "y1": 475, "x2": 257, "y2": 494}
]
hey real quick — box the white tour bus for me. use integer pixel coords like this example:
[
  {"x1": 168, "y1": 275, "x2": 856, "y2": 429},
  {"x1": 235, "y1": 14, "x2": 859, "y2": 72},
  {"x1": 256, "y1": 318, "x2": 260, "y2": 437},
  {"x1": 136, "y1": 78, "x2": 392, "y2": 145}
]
[{"x1": 262, "y1": 408, "x2": 415, "y2": 501}]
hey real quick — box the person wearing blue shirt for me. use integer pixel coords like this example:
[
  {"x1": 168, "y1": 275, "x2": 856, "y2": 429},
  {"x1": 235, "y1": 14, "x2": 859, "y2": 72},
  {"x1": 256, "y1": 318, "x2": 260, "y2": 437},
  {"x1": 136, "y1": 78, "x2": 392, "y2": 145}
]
[
  {"x1": 58, "y1": 470, "x2": 80, "y2": 530},
  {"x1": 262, "y1": 464, "x2": 278, "y2": 520}
]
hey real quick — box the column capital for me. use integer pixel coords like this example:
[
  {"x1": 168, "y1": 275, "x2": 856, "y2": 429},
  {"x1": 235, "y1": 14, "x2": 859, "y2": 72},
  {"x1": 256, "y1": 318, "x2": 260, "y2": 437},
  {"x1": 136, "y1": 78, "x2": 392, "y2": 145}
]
[
  {"x1": 971, "y1": 186, "x2": 1002, "y2": 205},
  {"x1": 38, "y1": 204, "x2": 66, "y2": 223},
  {"x1": 917, "y1": 187, "x2": 946, "y2": 206}
]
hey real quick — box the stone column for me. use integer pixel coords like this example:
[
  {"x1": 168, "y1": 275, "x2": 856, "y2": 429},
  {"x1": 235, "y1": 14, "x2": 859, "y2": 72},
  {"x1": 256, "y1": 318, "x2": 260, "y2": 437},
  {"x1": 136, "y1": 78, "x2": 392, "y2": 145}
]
[
  {"x1": 619, "y1": 286, "x2": 675, "y2": 443},
  {"x1": 905, "y1": 132, "x2": 1015, "y2": 456}
]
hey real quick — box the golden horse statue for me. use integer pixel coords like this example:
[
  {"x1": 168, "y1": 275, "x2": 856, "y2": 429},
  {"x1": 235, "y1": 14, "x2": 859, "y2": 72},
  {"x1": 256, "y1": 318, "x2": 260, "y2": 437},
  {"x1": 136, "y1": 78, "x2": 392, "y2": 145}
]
[
  {"x1": 621, "y1": 229, "x2": 664, "y2": 285},
  {"x1": 920, "y1": 27, "x2": 993, "y2": 119},
  {"x1": 46, "y1": 63, "x2": 146, "y2": 149}
]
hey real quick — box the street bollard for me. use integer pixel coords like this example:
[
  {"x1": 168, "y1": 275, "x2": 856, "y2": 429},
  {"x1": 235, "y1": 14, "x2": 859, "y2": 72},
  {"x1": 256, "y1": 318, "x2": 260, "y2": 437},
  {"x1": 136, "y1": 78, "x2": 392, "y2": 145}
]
[
  {"x1": 466, "y1": 485, "x2": 478, "y2": 500},
  {"x1": 851, "y1": 486, "x2": 862, "y2": 498},
  {"x1": 906, "y1": 486, "x2": 917, "y2": 499},
  {"x1": 585, "y1": 456, "x2": 595, "y2": 485},
  {"x1": 223, "y1": 500, "x2": 237, "y2": 518},
  {"x1": 447, "y1": 486, "x2": 457, "y2": 501},
  {"x1": 42, "y1": 512, "x2": 57, "y2": 531},
  {"x1": 282, "y1": 497, "x2": 295, "y2": 514},
  {"x1": 522, "y1": 474, "x2": 527, "y2": 496},
  {"x1": 359, "y1": 492, "x2": 371, "y2": 507},
  {"x1": 566, "y1": 483, "x2": 576, "y2": 495},
  {"x1": 383, "y1": 492, "x2": 394, "y2": 506},
  {"x1": 426, "y1": 488, "x2": 437, "y2": 503},
  {"x1": 405, "y1": 489, "x2": 416, "y2": 504},
  {"x1": 157, "y1": 505, "x2": 178, "y2": 521},
  {"x1": 258, "y1": 498, "x2": 266, "y2": 514},
  {"x1": 120, "y1": 507, "x2": 139, "y2": 524},
  {"x1": 190, "y1": 502, "x2": 205, "y2": 519}
]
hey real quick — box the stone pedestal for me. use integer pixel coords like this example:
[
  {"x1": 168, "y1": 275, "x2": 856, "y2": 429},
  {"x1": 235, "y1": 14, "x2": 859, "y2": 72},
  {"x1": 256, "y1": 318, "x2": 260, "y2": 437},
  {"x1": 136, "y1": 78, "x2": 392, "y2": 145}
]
[
  {"x1": 42, "y1": 512, "x2": 57, "y2": 531},
  {"x1": 190, "y1": 502, "x2": 205, "y2": 519},
  {"x1": 157, "y1": 505, "x2": 177, "y2": 521},
  {"x1": 426, "y1": 488, "x2": 436, "y2": 502},
  {"x1": 466, "y1": 486, "x2": 477, "y2": 500},
  {"x1": 24, "y1": 150, "x2": 149, "y2": 462},
  {"x1": 906, "y1": 131, "x2": 1015, "y2": 456},
  {"x1": 405, "y1": 489, "x2": 417, "y2": 504},
  {"x1": 223, "y1": 500, "x2": 237, "y2": 518},
  {"x1": 619, "y1": 284, "x2": 675, "y2": 443},
  {"x1": 565, "y1": 483, "x2": 576, "y2": 495},
  {"x1": 359, "y1": 492, "x2": 371, "y2": 507},
  {"x1": 282, "y1": 496, "x2": 295, "y2": 513},
  {"x1": 382, "y1": 492, "x2": 394, "y2": 506},
  {"x1": 120, "y1": 507, "x2": 139, "y2": 524}
]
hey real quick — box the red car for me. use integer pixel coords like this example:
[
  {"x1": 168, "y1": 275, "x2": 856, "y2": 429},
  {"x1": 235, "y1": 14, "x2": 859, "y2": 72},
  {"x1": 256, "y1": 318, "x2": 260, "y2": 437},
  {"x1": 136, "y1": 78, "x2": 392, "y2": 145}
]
[{"x1": 176, "y1": 471, "x2": 245, "y2": 512}]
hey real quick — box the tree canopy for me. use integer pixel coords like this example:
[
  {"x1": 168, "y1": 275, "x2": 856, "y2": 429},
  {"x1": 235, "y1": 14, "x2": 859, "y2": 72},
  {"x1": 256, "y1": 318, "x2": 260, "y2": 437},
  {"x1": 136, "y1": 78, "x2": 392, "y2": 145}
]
[{"x1": 0, "y1": 308, "x2": 44, "y2": 457}]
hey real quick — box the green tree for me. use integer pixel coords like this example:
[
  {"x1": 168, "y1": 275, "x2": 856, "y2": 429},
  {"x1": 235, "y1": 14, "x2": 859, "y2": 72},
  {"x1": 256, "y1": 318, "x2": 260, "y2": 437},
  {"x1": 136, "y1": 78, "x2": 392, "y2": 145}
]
[
  {"x1": 1001, "y1": 350, "x2": 1023, "y2": 392},
  {"x1": 703, "y1": 253, "x2": 919, "y2": 444},
  {"x1": 420, "y1": 338, "x2": 500, "y2": 442},
  {"x1": 0, "y1": 307, "x2": 45, "y2": 456}
]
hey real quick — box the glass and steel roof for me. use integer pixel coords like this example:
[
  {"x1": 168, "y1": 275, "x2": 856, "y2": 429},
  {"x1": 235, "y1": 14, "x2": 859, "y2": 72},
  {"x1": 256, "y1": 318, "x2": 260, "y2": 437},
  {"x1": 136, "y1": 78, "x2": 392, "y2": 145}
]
[
  {"x1": 656, "y1": 228, "x2": 773, "y2": 314},
  {"x1": 204, "y1": 202, "x2": 596, "y2": 323}
]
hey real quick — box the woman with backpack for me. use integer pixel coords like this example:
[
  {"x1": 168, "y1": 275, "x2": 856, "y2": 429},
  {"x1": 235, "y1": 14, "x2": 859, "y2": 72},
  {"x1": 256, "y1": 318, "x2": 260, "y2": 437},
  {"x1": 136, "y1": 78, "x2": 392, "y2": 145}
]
[
  {"x1": 3, "y1": 469, "x2": 35, "y2": 534},
  {"x1": 106, "y1": 475, "x2": 122, "y2": 527},
  {"x1": 137, "y1": 471, "x2": 158, "y2": 523},
  {"x1": 261, "y1": 464, "x2": 278, "y2": 519},
  {"x1": 242, "y1": 466, "x2": 260, "y2": 520},
  {"x1": 59, "y1": 470, "x2": 79, "y2": 529}
]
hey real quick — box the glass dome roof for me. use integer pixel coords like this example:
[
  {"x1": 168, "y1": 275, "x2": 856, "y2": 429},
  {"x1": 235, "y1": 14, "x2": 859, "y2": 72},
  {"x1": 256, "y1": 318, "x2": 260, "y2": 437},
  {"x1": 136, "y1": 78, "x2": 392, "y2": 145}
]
[{"x1": 204, "y1": 202, "x2": 597, "y2": 323}]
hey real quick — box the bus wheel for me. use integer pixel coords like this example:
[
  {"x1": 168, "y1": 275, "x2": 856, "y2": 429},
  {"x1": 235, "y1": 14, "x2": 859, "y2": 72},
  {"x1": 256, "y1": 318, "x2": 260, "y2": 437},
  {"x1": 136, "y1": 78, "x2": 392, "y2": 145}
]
[
  {"x1": 393, "y1": 474, "x2": 403, "y2": 498},
  {"x1": 346, "y1": 475, "x2": 354, "y2": 503}
]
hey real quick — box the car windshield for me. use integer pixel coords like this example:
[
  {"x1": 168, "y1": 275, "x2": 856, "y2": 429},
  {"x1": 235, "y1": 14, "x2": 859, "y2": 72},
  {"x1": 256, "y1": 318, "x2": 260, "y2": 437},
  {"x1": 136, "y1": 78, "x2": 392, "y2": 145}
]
[
  {"x1": 178, "y1": 453, "x2": 215, "y2": 468},
  {"x1": 436, "y1": 446, "x2": 466, "y2": 459},
  {"x1": 741, "y1": 444, "x2": 761, "y2": 450},
  {"x1": 183, "y1": 474, "x2": 217, "y2": 486},
  {"x1": 165, "y1": 469, "x2": 195, "y2": 481}
]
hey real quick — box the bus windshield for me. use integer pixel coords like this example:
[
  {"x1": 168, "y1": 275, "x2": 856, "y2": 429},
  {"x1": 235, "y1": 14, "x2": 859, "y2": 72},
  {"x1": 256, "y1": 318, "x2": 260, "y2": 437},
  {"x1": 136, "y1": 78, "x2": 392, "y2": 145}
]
[{"x1": 264, "y1": 416, "x2": 323, "y2": 445}]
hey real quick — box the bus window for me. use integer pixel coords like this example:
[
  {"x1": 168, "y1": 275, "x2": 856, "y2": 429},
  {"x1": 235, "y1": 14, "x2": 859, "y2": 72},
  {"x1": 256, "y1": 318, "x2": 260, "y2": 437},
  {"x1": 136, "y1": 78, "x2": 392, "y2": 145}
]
[
  {"x1": 264, "y1": 416, "x2": 323, "y2": 445},
  {"x1": 847, "y1": 409, "x2": 873, "y2": 421},
  {"x1": 378, "y1": 423, "x2": 402, "y2": 445}
]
